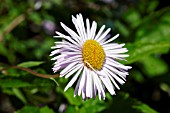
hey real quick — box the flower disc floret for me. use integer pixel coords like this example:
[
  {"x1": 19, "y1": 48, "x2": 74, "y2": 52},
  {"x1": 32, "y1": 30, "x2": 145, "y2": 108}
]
[{"x1": 82, "y1": 40, "x2": 105, "y2": 70}]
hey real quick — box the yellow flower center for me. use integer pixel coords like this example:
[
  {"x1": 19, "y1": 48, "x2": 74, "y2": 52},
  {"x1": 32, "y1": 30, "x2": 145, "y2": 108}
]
[{"x1": 82, "y1": 40, "x2": 105, "y2": 70}]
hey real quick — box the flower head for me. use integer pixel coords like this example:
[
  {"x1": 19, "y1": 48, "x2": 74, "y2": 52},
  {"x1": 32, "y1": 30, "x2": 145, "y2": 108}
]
[{"x1": 50, "y1": 14, "x2": 131, "y2": 100}]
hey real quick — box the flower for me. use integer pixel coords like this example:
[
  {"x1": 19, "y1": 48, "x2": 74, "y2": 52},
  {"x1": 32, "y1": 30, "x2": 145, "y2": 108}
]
[{"x1": 50, "y1": 14, "x2": 131, "y2": 100}]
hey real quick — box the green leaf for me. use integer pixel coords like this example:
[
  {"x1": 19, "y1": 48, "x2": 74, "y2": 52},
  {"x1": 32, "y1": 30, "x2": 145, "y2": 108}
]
[
  {"x1": 124, "y1": 9, "x2": 141, "y2": 28},
  {"x1": 66, "y1": 105, "x2": 78, "y2": 113},
  {"x1": 103, "y1": 92, "x2": 158, "y2": 113},
  {"x1": 28, "y1": 12, "x2": 42, "y2": 24},
  {"x1": 133, "y1": 104, "x2": 158, "y2": 113},
  {"x1": 57, "y1": 87, "x2": 82, "y2": 106},
  {"x1": 0, "y1": 79, "x2": 31, "y2": 88},
  {"x1": 126, "y1": 8, "x2": 170, "y2": 64},
  {"x1": 33, "y1": 78, "x2": 55, "y2": 87},
  {"x1": 17, "y1": 61, "x2": 44, "y2": 68},
  {"x1": 146, "y1": 1, "x2": 159, "y2": 12},
  {"x1": 126, "y1": 42, "x2": 170, "y2": 64},
  {"x1": 130, "y1": 70, "x2": 144, "y2": 83},
  {"x1": 80, "y1": 99, "x2": 108, "y2": 113},
  {"x1": 139, "y1": 56, "x2": 168, "y2": 77},
  {"x1": 15, "y1": 106, "x2": 39, "y2": 113},
  {"x1": 13, "y1": 88, "x2": 27, "y2": 104},
  {"x1": 40, "y1": 106, "x2": 55, "y2": 113},
  {"x1": 160, "y1": 83, "x2": 170, "y2": 93},
  {"x1": 114, "y1": 20, "x2": 129, "y2": 37},
  {"x1": 0, "y1": 43, "x2": 8, "y2": 56},
  {"x1": 0, "y1": 79, "x2": 32, "y2": 88}
]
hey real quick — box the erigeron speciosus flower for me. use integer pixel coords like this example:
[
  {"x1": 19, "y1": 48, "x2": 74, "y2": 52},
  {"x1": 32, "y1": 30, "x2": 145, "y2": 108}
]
[{"x1": 50, "y1": 14, "x2": 131, "y2": 100}]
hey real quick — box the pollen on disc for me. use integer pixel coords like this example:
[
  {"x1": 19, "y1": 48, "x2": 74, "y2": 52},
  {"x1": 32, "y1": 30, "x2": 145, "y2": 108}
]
[{"x1": 82, "y1": 39, "x2": 105, "y2": 70}]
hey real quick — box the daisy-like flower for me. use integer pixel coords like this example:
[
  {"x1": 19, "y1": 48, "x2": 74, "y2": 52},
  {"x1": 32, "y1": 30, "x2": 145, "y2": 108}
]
[{"x1": 50, "y1": 14, "x2": 131, "y2": 100}]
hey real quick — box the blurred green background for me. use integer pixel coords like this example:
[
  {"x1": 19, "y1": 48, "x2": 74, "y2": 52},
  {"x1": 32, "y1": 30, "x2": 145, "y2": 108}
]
[{"x1": 0, "y1": 0, "x2": 170, "y2": 113}]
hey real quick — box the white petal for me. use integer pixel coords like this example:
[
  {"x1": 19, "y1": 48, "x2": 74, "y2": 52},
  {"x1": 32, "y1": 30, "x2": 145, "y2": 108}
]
[
  {"x1": 92, "y1": 72, "x2": 101, "y2": 100},
  {"x1": 103, "y1": 43, "x2": 125, "y2": 50},
  {"x1": 61, "y1": 50, "x2": 81, "y2": 54},
  {"x1": 60, "y1": 62, "x2": 79, "y2": 76},
  {"x1": 100, "y1": 75, "x2": 115, "y2": 95},
  {"x1": 105, "y1": 64, "x2": 128, "y2": 79},
  {"x1": 97, "y1": 28, "x2": 111, "y2": 43},
  {"x1": 51, "y1": 55, "x2": 62, "y2": 61},
  {"x1": 82, "y1": 89, "x2": 86, "y2": 100},
  {"x1": 54, "y1": 55, "x2": 81, "y2": 65},
  {"x1": 105, "y1": 48, "x2": 128, "y2": 54},
  {"x1": 94, "y1": 25, "x2": 105, "y2": 40},
  {"x1": 72, "y1": 16, "x2": 84, "y2": 44},
  {"x1": 50, "y1": 49, "x2": 60, "y2": 56},
  {"x1": 106, "y1": 53, "x2": 129, "y2": 58},
  {"x1": 97, "y1": 69, "x2": 116, "y2": 95},
  {"x1": 90, "y1": 21, "x2": 97, "y2": 39},
  {"x1": 54, "y1": 34, "x2": 79, "y2": 47},
  {"x1": 102, "y1": 34, "x2": 119, "y2": 45},
  {"x1": 93, "y1": 72, "x2": 105, "y2": 100},
  {"x1": 78, "y1": 67, "x2": 86, "y2": 96},
  {"x1": 105, "y1": 57, "x2": 131, "y2": 70},
  {"x1": 65, "y1": 64, "x2": 83, "y2": 78},
  {"x1": 79, "y1": 14, "x2": 87, "y2": 40},
  {"x1": 86, "y1": 18, "x2": 90, "y2": 40},
  {"x1": 93, "y1": 83, "x2": 97, "y2": 99},
  {"x1": 105, "y1": 67, "x2": 125, "y2": 84},
  {"x1": 60, "y1": 22, "x2": 81, "y2": 44},
  {"x1": 103, "y1": 68, "x2": 120, "y2": 90},
  {"x1": 54, "y1": 59, "x2": 81, "y2": 70},
  {"x1": 86, "y1": 69, "x2": 93, "y2": 98},
  {"x1": 62, "y1": 48, "x2": 80, "y2": 53},
  {"x1": 82, "y1": 76, "x2": 87, "y2": 100},
  {"x1": 64, "y1": 66, "x2": 83, "y2": 91},
  {"x1": 74, "y1": 75, "x2": 82, "y2": 97},
  {"x1": 74, "y1": 14, "x2": 85, "y2": 42}
]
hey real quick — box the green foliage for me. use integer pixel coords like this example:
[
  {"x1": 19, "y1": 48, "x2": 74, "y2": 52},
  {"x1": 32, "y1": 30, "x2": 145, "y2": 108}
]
[
  {"x1": 0, "y1": 0, "x2": 170, "y2": 113},
  {"x1": 0, "y1": 79, "x2": 31, "y2": 88},
  {"x1": 17, "y1": 61, "x2": 44, "y2": 68},
  {"x1": 12, "y1": 88, "x2": 27, "y2": 104},
  {"x1": 133, "y1": 104, "x2": 158, "y2": 113},
  {"x1": 57, "y1": 87, "x2": 82, "y2": 106},
  {"x1": 15, "y1": 106, "x2": 39, "y2": 113},
  {"x1": 39, "y1": 106, "x2": 55, "y2": 113},
  {"x1": 126, "y1": 41, "x2": 170, "y2": 64},
  {"x1": 104, "y1": 93, "x2": 158, "y2": 113},
  {"x1": 15, "y1": 106, "x2": 54, "y2": 113},
  {"x1": 139, "y1": 56, "x2": 168, "y2": 77}
]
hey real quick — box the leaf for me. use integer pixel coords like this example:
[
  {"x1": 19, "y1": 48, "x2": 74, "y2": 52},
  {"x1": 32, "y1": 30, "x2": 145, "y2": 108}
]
[
  {"x1": 57, "y1": 87, "x2": 82, "y2": 106},
  {"x1": 66, "y1": 105, "x2": 78, "y2": 113},
  {"x1": 0, "y1": 43, "x2": 8, "y2": 56},
  {"x1": 13, "y1": 88, "x2": 27, "y2": 104},
  {"x1": 103, "y1": 92, "x2": 158, "y2": 113},
  {"x1": 114, "y1": 20, "x2": 129, "y2": 37},
  {"x1": 80, "y1": 99, "x2": 108, "y2": 113},
  {"x1": 130, "y1": 70, "x2": 144, "y2": 83},
  {"x1": 15, "y1": 106, "x2": 39, "y2": 113},
  {"x1": 133, "y1": 104, "x2": 158, "y2": 113},
  {"x1": 0, "y1": 79, "x2": 31, "y2": 88},
  {"x1": 33, "y1": 78, "x2": 55, "y2": 87},
  {"x1": 40, "y1": 106, "x2": 55, "y2": 113},
  {"x1": 146, "y1": 1, "x2": 159, "y2": 12},
  {"x1": 139, "y1": 56, "x2": 168, "y2": 77},
  {"x1": 17, "y1": 61, "x2": 44, "y2": 68},
  {"x1": 123, "y1": 9, "x2": 141, "y2": 28},
  {"x1": 125, "y1": 8, "x2": 170, "y2": 64},
  {"x1": 160, "y1": 83, "x2": 170, "y2": 93},
  {"x1": 126, "y1": 42, "x2": 170, "y2": 64}
]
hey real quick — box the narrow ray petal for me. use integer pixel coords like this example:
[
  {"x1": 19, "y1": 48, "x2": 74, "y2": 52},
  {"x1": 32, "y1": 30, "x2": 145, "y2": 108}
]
[
  {"x1": 94, "y1": 25, "x2": 105, "y2": 40},
  {"x1": 64, "y1": 66, "x2": 83, "y2": 91}
]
